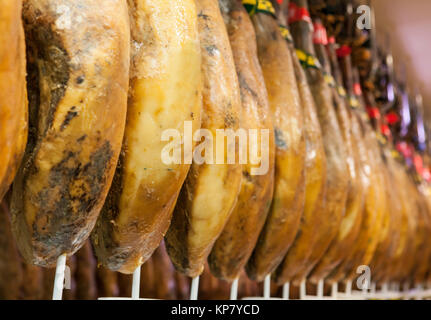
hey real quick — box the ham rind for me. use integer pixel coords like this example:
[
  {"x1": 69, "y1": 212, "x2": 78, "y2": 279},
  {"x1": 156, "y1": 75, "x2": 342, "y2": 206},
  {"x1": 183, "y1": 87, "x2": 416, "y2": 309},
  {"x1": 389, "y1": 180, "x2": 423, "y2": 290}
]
[
  {"x1": 165, "y1": 0, "x2": 242, "y2": 278},
  {"x1": 246, "y1": 3, "x2": 307, "y2": 282},
  {"x1": 281, "y1": 0, "x2": 349, "y2": 284},
  {"x1": 208, "y1": 0, "x2": 276, "y2": 281},
  {"x1": 92, "y1": 0, "x2": 202, "y2": 274},
  {"x1": 11, "y1": 0, "x2": 130, "y2": 267},
  {"x1": 0, "y1": 0, "x2": 28, "y2": 202}
]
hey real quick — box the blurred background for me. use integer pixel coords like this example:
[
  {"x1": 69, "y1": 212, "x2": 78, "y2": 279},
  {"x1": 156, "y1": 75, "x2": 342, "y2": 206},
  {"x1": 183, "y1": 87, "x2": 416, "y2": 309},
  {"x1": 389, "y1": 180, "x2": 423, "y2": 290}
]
[{"x1": 372, "y1": 0, "x2": 431, "y2": 122}]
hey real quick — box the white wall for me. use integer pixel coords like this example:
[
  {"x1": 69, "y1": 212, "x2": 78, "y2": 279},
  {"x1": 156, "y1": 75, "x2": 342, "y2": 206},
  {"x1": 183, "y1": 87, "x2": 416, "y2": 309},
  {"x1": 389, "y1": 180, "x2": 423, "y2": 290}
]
[{"x1": 371, "y1": 0, "x2": 431, "y2": 122}]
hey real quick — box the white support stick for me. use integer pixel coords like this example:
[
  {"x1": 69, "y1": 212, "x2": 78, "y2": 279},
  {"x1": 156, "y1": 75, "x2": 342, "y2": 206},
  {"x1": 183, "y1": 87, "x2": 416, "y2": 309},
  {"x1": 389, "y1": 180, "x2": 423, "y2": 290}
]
[
  {"x1": 317, "y1": 279, "x2": 324, "y2": 299},
  {"x1": 382, "y1": 283, "x2": 389, "y2": 294},
  {"x1": 131, "y1": 266, "x2": 141, "y2": 300},
  {"x1": 331, "y1": 282, "x2": 338, "y2": 299},
  {"x1": 263, "y1": 275, "x2": 271, "y2": 299},
  {"x1": 402, "y1": 283, "x2": 409, "y2": 300},
  {"x1": 394, "y1": 283, "x2": 400, "y2": 292},
  {"x1": 415, "y1": 284, "x2": 424, "y2": 300},
  {"x1": 190, "y1": 276, "x2": 200, "y2": 300},
  {"x1": 370, "y1": 282, "x2": 376, "y2": 295},
  {"x1": 345, "y1": 280, "x2": 352, "y2": 295},
  {"x1": 230, "y1": 278, "x2": 239, "y2": 300},
  {"x1": 52, "y1": 254, "x2": 67, "y2": 300},
  {"x1": 282, "y1": 282, "x2": 290, "y2": 300},
  {"x1": 362, "y1": 285, "x2": 368, "y2": 296},
  {"x1": 299, "y1": 280, "x2": 306, "y2": 300}
]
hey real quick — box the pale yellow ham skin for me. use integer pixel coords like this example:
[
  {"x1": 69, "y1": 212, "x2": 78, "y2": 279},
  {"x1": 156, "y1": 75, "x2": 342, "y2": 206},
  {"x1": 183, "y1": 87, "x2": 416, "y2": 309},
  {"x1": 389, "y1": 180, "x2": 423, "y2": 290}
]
[
  {"x1": 421, "y1": 185, "x2": 431, "y2": 285},
  {"x1": 209, "y1": 0, "x2": 275, "y2": 281},
  {"x1": 390, "y1": 173, "x2": 413, "y2": 282},
  {"x1": 345, "y1": 149, "x2": 386, "y2": 281},
  {"x1": 246, "y1": 12, "x2": 306, "y2": 282},
  {"x1": 326, "y1": 129, "x2": 386, "y2": 283},
  {"x1": 273, "y1": 35, "x2": 327, "y2": 286},
  {"x1": 411, "y1": 184, "x2": 431, "y2": 284},
  {"x1": 376, "y1": 165, "x2": 403, "y2": 283},
  {"x1": 308, "y1": 105, "x2": 366, "y2": 283},
  {"x1": 165, "y1": 0, "x2": 242, "y2": 278},
  {"x1": 289, "y1": 75, "x2": 349, "y2": 284},
  {"x1": 92, "y1": 0, "x2": 202, "y2": 274},
  {"x1": 11, "y1": 0, "x2": 130, "y2": 267},
  {"x1": 367, "y1": 150, "x2": 399, "y2": 284},
  {"x1": 391, "y1": 168, "x2": 419, "y2": 283},
  {"x1": 281, "y1": 2, "x2": 351, "y2": 286},
  {"x1": 307, "y1": 41, "x2": 365, "y2": 282},
  {"x1": 0, "y1": 0, "x2": 28, "y2": 202}
]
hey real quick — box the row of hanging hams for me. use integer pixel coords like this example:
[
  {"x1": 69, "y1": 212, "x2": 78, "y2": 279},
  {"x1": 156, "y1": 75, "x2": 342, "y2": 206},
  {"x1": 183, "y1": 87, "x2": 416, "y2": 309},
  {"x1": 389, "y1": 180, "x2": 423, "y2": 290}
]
[
  {"x1": 1, "y1": 197, "x2": 258, "y2": 300},
  {"x1": 1, "y1": 0, "x2": 431, "y2": 299}
]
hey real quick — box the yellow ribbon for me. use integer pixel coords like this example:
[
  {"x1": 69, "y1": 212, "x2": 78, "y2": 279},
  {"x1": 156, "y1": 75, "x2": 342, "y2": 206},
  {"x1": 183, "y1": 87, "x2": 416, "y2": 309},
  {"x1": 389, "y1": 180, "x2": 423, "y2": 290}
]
[
  {"x1": 337, "y1": 86, "x2": 347, "y2": 98},
  {"x1": 391, "y1": 149, "x2": 402, "y2": 160},
  {"x1": 376, "y1": 132, "x2": 387, "y2": 145},
  {"x1": 349, "y1": 96, "x2": 359, "y2": 109},
  {"x1": 243, "y1": 0, "x2": 275, "y2": 17},
  {"x1": 324, "y1": 74, "x2": 336, "y2": 88},
  {"x1": 296, "y1": 49, "x2": 321, "y2": 69},
  {"x1": 279, "y1": 25, "x2": 293, "y2": 43}
]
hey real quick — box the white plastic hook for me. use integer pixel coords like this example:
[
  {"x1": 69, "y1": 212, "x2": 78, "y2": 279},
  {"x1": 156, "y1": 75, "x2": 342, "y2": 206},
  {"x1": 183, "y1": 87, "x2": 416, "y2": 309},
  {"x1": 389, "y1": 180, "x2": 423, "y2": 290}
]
[
  {"x1": 381, "y1": 283, "x2": 389, "y2": 294},
  {"x1": 390, "y1": 282, "x2": 399, "y2": 292},
  {"x1": 131, "y1": 266, "x2": 141, "y2": 299},
  {"x1": 414, "y1": 284, "x2": 424, "y2": 300},
  {"x1": 299, "y1": 280, "x2": 306, "y2": 299},
  {"x1": 331, "y1": 282, "x2": 338, "y2": 299},
  {"x1": 230, "y1": 278, "x2": 239, "y2": 300},
  {"x1": 190, "y1": 276, "x2": 200, "y2": 300},
  {"x1": 52, "y1": 254, "x2": 67, "y2": 300},
  {"x1": 317, "y1": 279, "x2": 324, "y2": 299},
  {"x1": 263, "y1": 275, "x2": 271, "y2": 299},
  {"x1": 345, "y1": 280, "x2": 352, "y2": 295},
  {"x1": 361, "y1": 285, "x2": 368, "y2": 296},
  {"x1": 402, "y1": 283, "x2": 410, "y2": 300},
  {"x1": 282, "y1": 282, "x2": 290, "y2": 300},
  {"x1": 370, "y1": 282, "x2": 376, "y2": 294}
]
